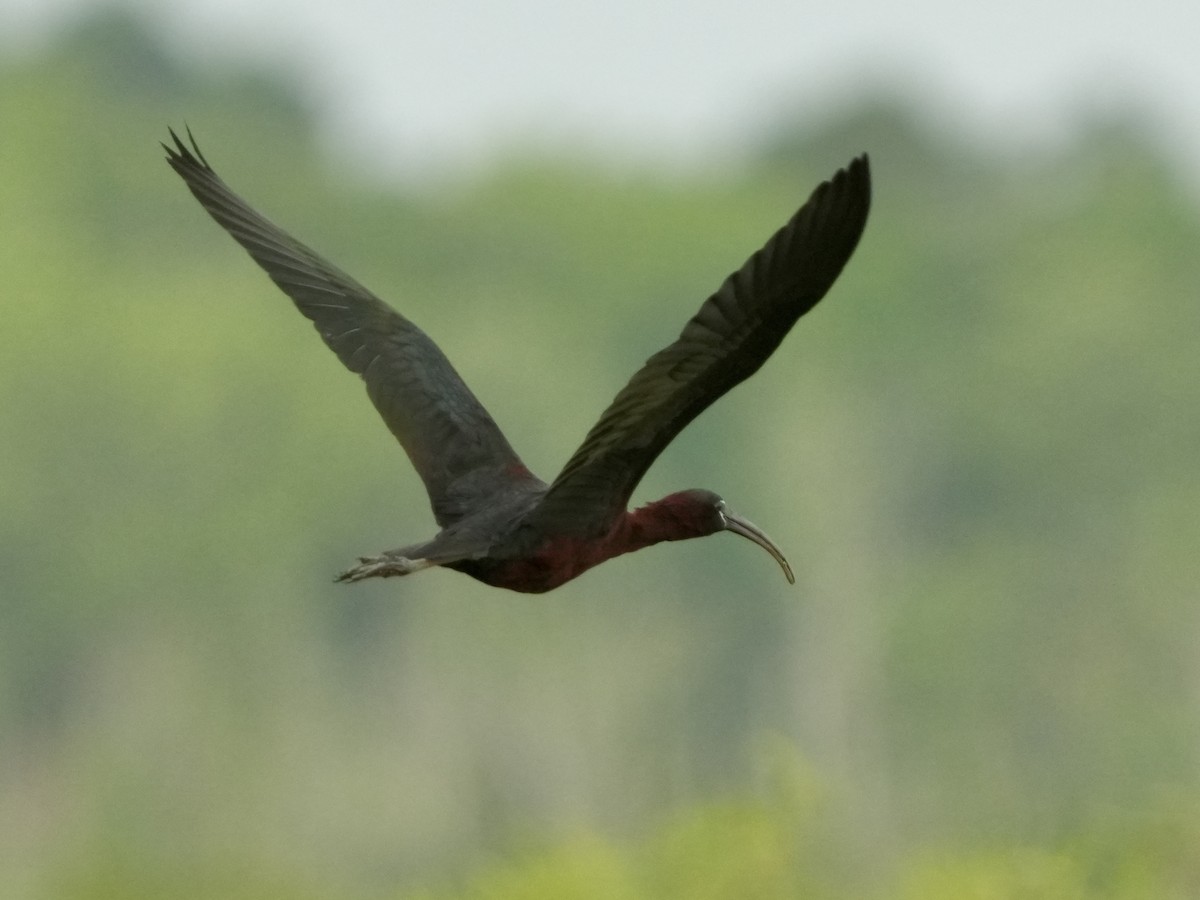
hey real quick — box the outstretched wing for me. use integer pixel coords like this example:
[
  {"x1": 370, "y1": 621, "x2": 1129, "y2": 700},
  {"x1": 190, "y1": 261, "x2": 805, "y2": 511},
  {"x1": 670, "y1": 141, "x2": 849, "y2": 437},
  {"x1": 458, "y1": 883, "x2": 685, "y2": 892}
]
[
  {"x1": 528, "y1": 155, "x2": 871, "y2": 537},
  {"x1": 164, "y1": 129, "x2": 536, "y2": 527}
]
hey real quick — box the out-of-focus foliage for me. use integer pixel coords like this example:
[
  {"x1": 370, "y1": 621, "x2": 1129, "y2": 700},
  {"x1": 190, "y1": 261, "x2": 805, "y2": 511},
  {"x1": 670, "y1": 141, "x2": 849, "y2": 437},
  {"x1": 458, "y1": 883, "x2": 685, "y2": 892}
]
[
  {"x1": 410, "y1": 786, "x2": 1200, "y2": 900},
  {"x1": 44, "y1": 745, "x2": 1200, "y2": 899},
  {"x1": 3, "y1": 8, "x2": 1199, "y2": 899}
]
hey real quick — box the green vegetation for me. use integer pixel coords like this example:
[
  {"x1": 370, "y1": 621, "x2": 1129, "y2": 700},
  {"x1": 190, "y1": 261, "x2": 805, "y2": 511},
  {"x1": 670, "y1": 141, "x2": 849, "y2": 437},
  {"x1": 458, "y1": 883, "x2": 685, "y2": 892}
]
[{"x1": 3, "y1": 9, "x2": 1199, "y2": 899}]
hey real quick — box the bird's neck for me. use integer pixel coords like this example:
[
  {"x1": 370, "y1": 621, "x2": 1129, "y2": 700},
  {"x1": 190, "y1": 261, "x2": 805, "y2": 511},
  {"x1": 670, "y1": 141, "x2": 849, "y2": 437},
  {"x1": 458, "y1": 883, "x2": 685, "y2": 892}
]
[{"x1": 611, "y1": 495, "x2": 711, "y2": 554}]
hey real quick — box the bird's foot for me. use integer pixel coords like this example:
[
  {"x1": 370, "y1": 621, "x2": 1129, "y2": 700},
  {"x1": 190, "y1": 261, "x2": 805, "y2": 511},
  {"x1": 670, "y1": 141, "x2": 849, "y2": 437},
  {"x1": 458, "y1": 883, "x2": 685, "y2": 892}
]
[{"x1": 336, "y1": 553, "x2": 434, "y2": 583}]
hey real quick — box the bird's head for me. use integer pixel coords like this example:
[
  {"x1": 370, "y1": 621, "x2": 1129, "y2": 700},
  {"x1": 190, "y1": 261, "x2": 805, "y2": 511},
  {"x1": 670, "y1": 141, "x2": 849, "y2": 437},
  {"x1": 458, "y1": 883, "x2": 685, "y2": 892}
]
[{"x1": 650, "y1": 489, "x2": 795, "y2": 584}]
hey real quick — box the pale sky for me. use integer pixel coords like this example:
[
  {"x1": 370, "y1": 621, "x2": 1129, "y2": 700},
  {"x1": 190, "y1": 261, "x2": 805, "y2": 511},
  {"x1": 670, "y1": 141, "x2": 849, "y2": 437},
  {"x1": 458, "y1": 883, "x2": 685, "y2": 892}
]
[{"x1": 3, "y1": 0, "x2": 1199, "y2": 180}]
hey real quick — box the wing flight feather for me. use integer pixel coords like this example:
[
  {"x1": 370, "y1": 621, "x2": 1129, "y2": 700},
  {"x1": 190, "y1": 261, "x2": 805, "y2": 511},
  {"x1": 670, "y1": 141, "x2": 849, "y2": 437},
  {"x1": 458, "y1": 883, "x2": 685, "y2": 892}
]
[
  {"x1": 529, "y1": 155, "x2": 872, "y2": 536},
  {"x1": 165, "y1": 129, "x2": 533, "y2": 526}
]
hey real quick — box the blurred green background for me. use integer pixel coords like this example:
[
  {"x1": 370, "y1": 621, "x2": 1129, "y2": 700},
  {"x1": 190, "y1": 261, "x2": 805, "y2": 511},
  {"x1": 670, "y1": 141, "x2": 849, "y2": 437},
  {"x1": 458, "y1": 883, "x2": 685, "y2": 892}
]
[{"x1": 2, "y1": 8, "x2": 1199, "y2": 899}]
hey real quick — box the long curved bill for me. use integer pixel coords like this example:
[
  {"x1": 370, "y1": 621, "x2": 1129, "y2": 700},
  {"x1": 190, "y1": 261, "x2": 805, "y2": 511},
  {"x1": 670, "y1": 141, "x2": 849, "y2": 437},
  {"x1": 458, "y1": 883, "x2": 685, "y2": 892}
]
[{"x1": 721, "y1": 509, "x2": 795, "y2": 585}]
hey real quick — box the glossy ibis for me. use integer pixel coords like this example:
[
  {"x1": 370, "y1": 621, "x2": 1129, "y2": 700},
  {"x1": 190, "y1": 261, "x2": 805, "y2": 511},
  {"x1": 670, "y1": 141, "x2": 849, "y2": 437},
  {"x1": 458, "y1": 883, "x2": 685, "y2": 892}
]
[{"x1": 165, "y1": 129, "x2": 870, "y2": 593}]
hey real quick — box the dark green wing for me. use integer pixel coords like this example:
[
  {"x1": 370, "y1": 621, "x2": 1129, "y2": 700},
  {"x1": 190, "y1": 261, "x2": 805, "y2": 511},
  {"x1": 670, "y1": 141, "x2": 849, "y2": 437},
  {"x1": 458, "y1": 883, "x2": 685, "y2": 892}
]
[
  {"x1": 528, "y1": 155, "x2": 871, "y2": 537},
  {"x1": 165, "y1": 129, "x2": 536, "y2": 527}
]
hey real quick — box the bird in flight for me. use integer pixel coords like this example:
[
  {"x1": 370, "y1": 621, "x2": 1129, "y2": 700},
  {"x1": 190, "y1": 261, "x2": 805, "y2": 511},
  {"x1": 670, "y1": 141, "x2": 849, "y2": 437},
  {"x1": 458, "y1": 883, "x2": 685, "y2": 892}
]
[{"x1": 165, "y1": 129, "x2": 870, "y2": 593}]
